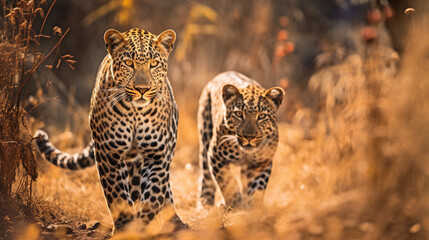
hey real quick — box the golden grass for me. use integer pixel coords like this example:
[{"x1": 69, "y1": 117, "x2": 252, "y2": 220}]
[
  {"x1": 30, "y1": 28, "x2": 429, "y2": 237},
  {"x1": 1, "y1": 1, "x2": 428, "y2": 239}
]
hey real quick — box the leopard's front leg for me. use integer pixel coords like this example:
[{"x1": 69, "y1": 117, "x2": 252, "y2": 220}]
[
  {"x1": 136, "y1": 154, "x2": 176, "y2": 225},
  {"x1": 90, "y1": 108, "x2": 135, "y2": 232},
  {"x1": 245, "y1": 161, "x2": 273, "y2": 207},
  {"x1": 93, "y1": 144, "x2": 135, "y2": 232},
  {"x1": 208, "y1": 144, "x2": 243, "y2": 209},
  {"x1": 134, "y1": 109, "x2": 186, "y2": 228}
]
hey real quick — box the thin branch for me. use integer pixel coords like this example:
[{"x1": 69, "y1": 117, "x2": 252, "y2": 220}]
[
  {"x1": 33, "y1": 0, "x2": 56, "y2": 73},
  {"x1": 38, "y1": 0, "x2": 56, "y2": 37},
  {"x1": 8, "y1": 27, "x2": 70, "y2": 111}
]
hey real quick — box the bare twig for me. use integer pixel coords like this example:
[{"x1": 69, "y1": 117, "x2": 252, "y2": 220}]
[
  {"x1": 8, "y1": 27, "x2": 70, "y2": 111},
  {"x1": 38, "y1": 0, "x2": 56, "y2": 37},
  {"x1": 31, "y1": 0, "x2": 57, "y2": 82}
]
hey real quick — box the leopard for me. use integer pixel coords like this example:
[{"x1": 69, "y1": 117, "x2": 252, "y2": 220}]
[
  {"x1": 35, "y1": 27, "x2": 186, "y2": 233},
  {"x1": 197, "y1": 71, "x2": 285, "y2": 209}
]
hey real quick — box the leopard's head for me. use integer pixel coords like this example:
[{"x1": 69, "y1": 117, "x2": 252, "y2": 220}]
[
  {"x1": 222, "y1": 84, "x2": 285, "y2": 151},
  {"x1": 103, "y1": 28, "x2": 176, "y2": 105}
]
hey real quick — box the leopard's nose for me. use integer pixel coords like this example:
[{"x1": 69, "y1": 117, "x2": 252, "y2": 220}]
[
  {"x1": 134, "y1": 84, "x2": 150, "y2": 94},
  {"x1": 238, "y1": 133, "x2": 256, "y2": 141},
  {"x1": 243, "y1": 133, "x2": 257, "y2": 141}
]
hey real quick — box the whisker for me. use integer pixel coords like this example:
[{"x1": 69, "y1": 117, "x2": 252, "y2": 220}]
[
  {"x1": 153, "y1": 89, "x2": 166, "y2": 102},
  {"x1": 219, "y1": 135, "x2": 238, "y2": 146},
  {"x1": 106, "y1": 92, "x2": 126, "y2": 109},
  {"x1": 100, "y1": 88, "x2": 119, "y2": 92},
  {"x1": 99, "y1": 86, "x2": 124, "y2": 92},
  {"x1": 102, "y1": 91, "x2": 122, "y2": 103},
  {"x1": 110, "y1": 96, "x2": 126, "y2": 109}
]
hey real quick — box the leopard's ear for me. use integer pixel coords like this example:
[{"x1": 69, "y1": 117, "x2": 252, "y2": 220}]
[
  {"x1": 264, "y1": 87, "x2": 285, "y2": 109},
  {"x1": 104, "y1": 29, "x2": 127, "y2": 56},
  {"x1": 222, "y1": 84, "x2": 241, "y2": 104},
  {"x1": 156, "y1": 29, "x2": 176, "y2": 56}
]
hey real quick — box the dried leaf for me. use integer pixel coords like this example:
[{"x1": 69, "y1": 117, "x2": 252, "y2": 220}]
[
  {"x1": 65, "y1": 61, "x2": 75, "y2": 70},
  {"x1": 20, "y1": 20, "x2": 28, "y2": 29},
  {"x1": 35, "y1": 8, "x2": 44, "y2": 18},
  {"x1": 36, "y1": 53, "x2": 43, "y2": 61},
  {"x1": 14, "y1": 33, "x2": 22, "y2": 42},
  {"x1": 66, "y1": 64, "x2": 75, "y2": 70},
  {"x1": 56, "y1": 58, "x2": 61, "y2": 69},
  {"x1": 27, "y1": 0, "x2": 35, "y2": 8},
  {"x1": 62, "y1": 54, "x2": 73, "y2": 59},
  {"x1": 65, "y1": 59, "x2": 76, "y2": 65},
  {"x1": 53, "y1": 26, "x2": 62, "y2": 36},
  {"x1": 35, "y1": 34, "x2": 50, "y2": 39},
  {"x1": 6, "y1": 12, "x2": 16, "y2": 25},
  {"x1": 20, "y1": 143, "x2": 38, "y2": 181}
]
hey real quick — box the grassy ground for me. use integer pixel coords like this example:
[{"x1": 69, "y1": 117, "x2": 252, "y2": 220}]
[{"x1": 30, "y1": 122, "x2": 362, "y2": 239}]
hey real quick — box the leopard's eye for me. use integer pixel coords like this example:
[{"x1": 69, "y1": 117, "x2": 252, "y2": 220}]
[
  {"x1": 233, "y1": 111, "x2": 243, "y2": 118},
  {"x1": 124, "y1": 60, "x2": 134, "y2": 67},
  {"x1": 258, "y1": 113, "x2": 267, "y2": 120},
  {"x1": 150, "y1": 60, "x2": 159, "y2": 68}
]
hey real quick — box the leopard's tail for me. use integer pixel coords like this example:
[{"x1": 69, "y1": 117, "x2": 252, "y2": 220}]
[{"x1": 35, "y1": 130, "x2": 95, "y2": 170}]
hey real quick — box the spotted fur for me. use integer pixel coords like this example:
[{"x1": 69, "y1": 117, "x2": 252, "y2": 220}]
[
  {"x1": 198, "y1": 71, "x2": 284, "y2": 208},
  {"x1": 35, "y1": 28, "x2": 186, "y2": 233}
]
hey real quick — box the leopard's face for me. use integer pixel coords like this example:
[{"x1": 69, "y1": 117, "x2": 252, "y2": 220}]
[
  {"x1": 104, "y1": 28, "x2": 175, "y2": 106},
  {"x1": 222, "y1": 84, "x2": 285, "y2": 151}
]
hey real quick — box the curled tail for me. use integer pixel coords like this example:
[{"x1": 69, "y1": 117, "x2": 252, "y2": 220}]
[{"x1": 35, "y1": 130, "x2": 95, "y2": 170}]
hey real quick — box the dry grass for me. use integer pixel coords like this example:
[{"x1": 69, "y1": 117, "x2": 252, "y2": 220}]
[
  {"x1": 0, "y1": 0, "x2": 74, "y2": 238},
  {"x1": 29, "y1": 33, "x2": 429, "y2": 239},
  {"x1": 1, "y1": 0, "x2": 429, "y2": 239}
]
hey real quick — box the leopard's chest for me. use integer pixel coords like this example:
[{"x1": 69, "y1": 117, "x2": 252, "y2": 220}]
[
  {"x1": 133, "y1": 105, "x2": 176, "y2": 154},
  {"x1": 89, "y1": 98, "x2": 176, "y2": 159},
  {"x1": 213, "y1": 124, "x2": 277, "y2": 166}
]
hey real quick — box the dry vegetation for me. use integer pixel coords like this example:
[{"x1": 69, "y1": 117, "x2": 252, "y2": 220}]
[{"x1": 0, "y1": 0, "x2": 428, "y2": 239}]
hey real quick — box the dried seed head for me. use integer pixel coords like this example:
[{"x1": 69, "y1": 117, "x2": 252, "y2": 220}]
[{"x1": 53, "y1": 26, "x2": 62, "y2": 36}]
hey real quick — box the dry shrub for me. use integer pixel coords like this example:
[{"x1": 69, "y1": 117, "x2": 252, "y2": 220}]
[
  {"x1": 366, "y1": 24, "x2": 429, "y2": 239},
  {"x1": 0, "y1": 0, "x2": 44, "y2": 205},
  {"x1": 0, "y1": 0, "x2": 73, "y2": 238},
  {"x1": 264, "y1": 13, "x2": 428, "y2": 240}
]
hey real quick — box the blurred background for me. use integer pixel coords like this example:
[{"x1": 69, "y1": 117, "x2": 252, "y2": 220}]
[{"x1": 1, "y1": 0, "x2": 429, "y2": 239}]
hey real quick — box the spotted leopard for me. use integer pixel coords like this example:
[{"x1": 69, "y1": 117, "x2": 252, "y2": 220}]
[
  {"x1": 198, "y1": 71, "x2": 284, "y2": 208},
  {"x1": 35, "y1": 28, "x2": 186, "y2": 233}
]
